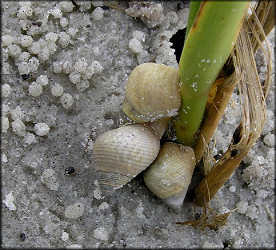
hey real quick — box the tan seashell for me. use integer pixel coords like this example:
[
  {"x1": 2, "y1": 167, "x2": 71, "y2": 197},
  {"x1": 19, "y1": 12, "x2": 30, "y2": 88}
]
[
  {"x1": 148, "y1": 117, "x2": 170, "y2": 140},
  {"x1": 123, "y1": 63, "x2": 181, "y2": 122},
  {"x1": 143, "y1": 142, "x2": 195, "y2": 208},
  {"x1": 93, "y1": 123, "x2": 160, "y2": 194}
]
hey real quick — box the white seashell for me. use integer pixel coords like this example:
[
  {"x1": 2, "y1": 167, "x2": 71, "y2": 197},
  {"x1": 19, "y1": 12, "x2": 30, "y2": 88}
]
[
  {"x1": 143, "y1": 142, "x2": 195, "y2": 208},
  {"x1": 123, "y1": 63, "x2": 180, "y2": 122},
  {"x1": 93, "y1": 124, "x2": 160, "y2": 194}
]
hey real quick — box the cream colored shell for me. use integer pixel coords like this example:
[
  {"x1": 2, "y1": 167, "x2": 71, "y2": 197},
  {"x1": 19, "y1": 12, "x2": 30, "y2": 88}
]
[
  {"x1": 93, "y1": 124, "x2": 160, "y2": 193},
  {"x1": 123, "y1": 63, "x2": 181, "y2": 122},
  {"x1": 143, "y1": 142, "x2": 195, "y2": 207}
]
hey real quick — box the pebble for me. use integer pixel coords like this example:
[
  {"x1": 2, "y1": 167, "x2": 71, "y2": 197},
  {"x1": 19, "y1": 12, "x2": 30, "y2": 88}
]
[
  {"x1": 263, "y1": 133, "x2": 274, "y2": 147},
  {"x1": 236, "y1": 201, "x2": 248, "y2": 214},
  {"x1": 64, "y1": 202, "x2": 84, "y2": 219},
  {"x1": 93, "y1": 227, "x2": 109, "y2": 241},
  {"x1": 91, "y1": 7, "x2": 104, "y2": 21},
  {"x1": 2, "y1": 153, "x2": 8, "y2": 163},
  {"x1": 29, "y1": 82, "x2": 43, "y2": 97},
  {"x1": 128, "y1": 38, "x2": 143, "y2": 53},
  {"x1": 2, "y1": 84, "x2": 11, "y2": 97},
  {"x1": 2, "y1": 117, "x2": 9, "y2": 133},
  {"x1": 3, "y1": 192, "x2": 16, "y2": 211},
  {"x1": 11, "y1": 119, "x2": 26, "y2": 136},
  {"x1": 34, "y1": 123, "x2": 50, "y2": 136},
  {"x1": 60, "y1": 93, "x2": 74, "y2": 109},
  {"x1": 36, "y1": 75, "x2": 48, "y2": 86},
  {"x1": 41, "y1": 169, "x2": 59, "y2": 191},
  {"x1": 20, "y1": 35, "x2": 33, "y2": 47},
  {"x1": 61, "y1": 231, "x2": 69, "y2": 241},
  {"x1": 51, "y1": 83, "x2": 64, "y2": 97}
]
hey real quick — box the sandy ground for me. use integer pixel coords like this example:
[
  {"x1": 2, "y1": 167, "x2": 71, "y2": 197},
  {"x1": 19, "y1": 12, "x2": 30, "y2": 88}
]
[{"x1": 1, "y1": 1, "x2": 275, "y2": 248}]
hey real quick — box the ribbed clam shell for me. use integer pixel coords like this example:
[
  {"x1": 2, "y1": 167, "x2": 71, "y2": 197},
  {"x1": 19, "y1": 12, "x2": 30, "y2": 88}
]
[
  {"x1": 93, "y1": 124, "x2": 160, "y2": 193},
  {"x1": 123, "y1": 63, "x2": 180, "y2": 122},
  {"x1": 143, "y1": 142, "x2": 195, "y2": 207}
]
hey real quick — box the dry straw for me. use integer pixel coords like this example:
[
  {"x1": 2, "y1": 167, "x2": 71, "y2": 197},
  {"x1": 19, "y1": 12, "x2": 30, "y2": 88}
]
[{"x1": 194, "y1": 3, "x2": 273, "y2": 207}]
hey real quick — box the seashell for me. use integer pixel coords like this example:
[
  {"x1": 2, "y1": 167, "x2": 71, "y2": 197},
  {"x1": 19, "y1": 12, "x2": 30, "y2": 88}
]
[
  {"x1": 122, "y1": 63, "x2": 181, "y2": 123},
  {"x1": 93, "y1": 123, "x2": 161, "y2": 194},
  {"x1": 143, "y1": 142, "x2": 195, "y2": 208},
  {"x1": 148, "y1": 117, "x2": 170, "y2": 140}
]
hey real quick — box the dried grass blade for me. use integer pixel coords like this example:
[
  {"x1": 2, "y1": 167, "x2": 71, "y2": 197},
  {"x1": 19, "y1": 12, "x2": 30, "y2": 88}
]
[{"x1": 194, "y1": 13, "x2": 272, "y2": 207}]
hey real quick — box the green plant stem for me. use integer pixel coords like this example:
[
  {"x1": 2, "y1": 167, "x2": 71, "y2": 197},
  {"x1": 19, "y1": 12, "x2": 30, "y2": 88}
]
[
  {"x1": 174, "y1": 1, "x2": 250, "y2": 146},
  {"x1": 185, "y1": 1, "x2": 201, "y2": 40}
]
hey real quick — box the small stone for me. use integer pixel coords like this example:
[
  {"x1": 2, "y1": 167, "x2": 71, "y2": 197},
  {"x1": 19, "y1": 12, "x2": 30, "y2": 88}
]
[
  {"x1": 10, "y1": 106, "x2": 25, "y2": 120},
  {"x1": 64, "y1": 202, "x2": 84, "y2": 219},
  {"x1": 20, "y1": 35, "x2": 33, "y2": 47},
  {"x1": 59, "y1": 1, "x2": 74, "y2": 12},
  {"x1": 61, "y1": 231, "x2": 69, "y2": 241},
  {"x1": 76, "y1": 80, "x2": 90, "y2": 92},
  {"x1": 236, "y1": 201, "x2": 248, "y2": 214},
  {"x1": 2, "y1": 62, "x2": 11, "y2": 75},
  {"x1": 47, "y1": 41, "x2": 57, "y2": 55},
  {"x1": 229, "y1": 186, "x2": 236, "y2": 193},
  {"x1": 60, "y1": 93, "x2": 74, "y2": 109},
  {"x1": 93, "y1": 188, "x2": 102, "y2": 200},
  {"x1": 2, "y1": 35, "x2": 14, "y2": 47},
  {"x1": 98, "y1": 202, "x2": 109, "y2": 211},
  {"x1": 17, "y1": 6, "x2": 33, "y2": 19},
  {"x1": 51, "y1": 83, "x2": 64, "y2": 97},
  {"x1": 29, "y1": 82, "x2": 43, "y2": 97},
  {"x1": 59, "y1": 32, "x2": 70, "y2": 47},
  {"x1": 62, "y1": 60, "x2": 73, "y2": 74},
  {"x1": 34, "y1": 123, "x2": 50, "y2": 136},
  {"x1": 22, "y1": 74, "x2": 30, "y2": 80},
  {"x1": 93, "y1": 227, "x2": 109, "y2": 241},
  {"x1": 132, "y1": 30, "x2": 145, "y2": 42},
  {"x1": 83, "y1": 65, "x2": 95, "y2": 79},
  {"x1": 8, "y1": 44, "x2": 22, "y2": 58},
  {"x1": 53, "y1": 61, "x2": 63, "y2": 73},
  {"x1": 67, "y1": 27, "x2": 78, "y2": 38},
  {"x1": 11, "y1": 119, "x2": 26, "y2": 136},
  {"x1": 38, "y1": 47, "x2": 50, "y2": 61},
  {"x1": 20, "y1": 233, "x2": 26, "y2": 242},
  {"x1": 3, "y1": 192, "x2": 16, "y2": 211},
  {"x1": 60, "y1": 17, "x2": 69, "y2": 27},
  {"x1": 263, "y1": 133, "x2": 274, "y2": 147},
  {"x1": 17, "y1": 51, "x2": 31, "y2": 63},
  {"x1": 45, "y1": 32, "x2": 59, "y2": 43},
  {"x1": 17, "y1": 62, "x2": 31, "y2": 75},
  {"x1": 74, "y1": 58, "x2": 88, "y2": 74},
  {"x1": 41, "y1": 169, "x2": 59, "y2": 191},
  {"x1": 2, "y1": 153, "x2": 8, "y2": 163},
  {"x1": 51, "y1": 8, "x2": 62, "y2": 18},
  {"x1": 65, "y1": 166, "x2": 75, "y2": 174},
  {"x1": 28, "y1": 41, "x2": 40, "y2": 55},
  {"x1": 36, "y1": 75, "x2": 48, "y2": 86},
  {"x1": 2, "y1": 84, "x2": 11, "y2": 97},
  {"x1": 91, "y1": 61, "x2": 103, "y2": 74},
  {"x1": 129, "y1": 38, "x2": 143, "y2": 53},
  {"x1": 28, "y1": 57, "x2": 40, "y2": 72},
  {"x1": 24, "y1": 132, "x2": 36, "y2": 145},
  {"x1": 91, "y1": 7, "x2": 104, "y2": 20},
  {"x1": 69, "y1": 71, "x2": 81, "y2": 84},
  {"x1": 246, "y1": 205, "x2": 258, "y2": 219},
  {"x1": 2, "y1": 117, "x2": 9, "y2": 133}
]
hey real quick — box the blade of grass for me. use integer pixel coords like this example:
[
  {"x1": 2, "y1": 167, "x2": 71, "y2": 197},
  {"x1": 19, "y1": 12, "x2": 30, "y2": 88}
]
[
  {"x1": 193, "y1": 1, "x2": 274, "y2": 164},
  {"x1": 174, "y1": 1, "x2": 250, "y2": 146},
  {"x1": 185, "y1": 1, "x2": 201, "y2": 40},
  {"x1": 194, "y1": 13, "x2": 272, "y2": 206}
]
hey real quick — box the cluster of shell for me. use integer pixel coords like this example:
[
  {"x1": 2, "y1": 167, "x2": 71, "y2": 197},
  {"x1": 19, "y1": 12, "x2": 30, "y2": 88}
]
[{"x1": 93, "y1": 63, "x2": 196, "y2": 208}]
